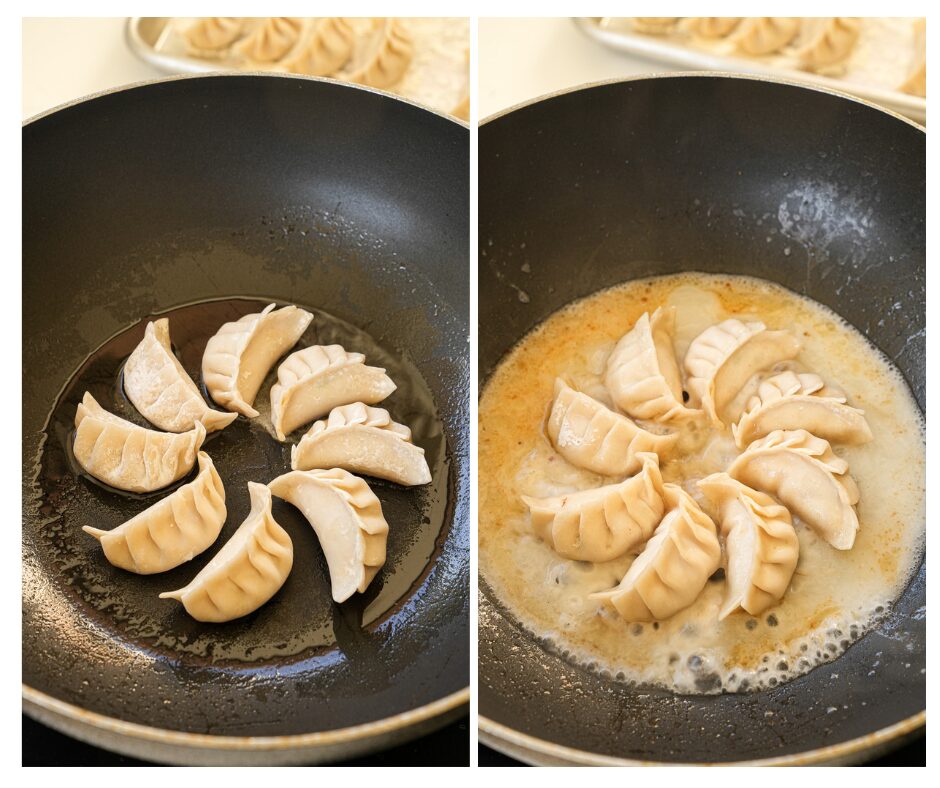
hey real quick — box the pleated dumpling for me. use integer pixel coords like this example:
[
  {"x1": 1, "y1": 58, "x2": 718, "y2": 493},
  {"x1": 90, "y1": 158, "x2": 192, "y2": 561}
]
[
  {"x1": 237, "y1": 17, "x2": 303, "y2": 62},
  {"x1": 796, "y1": 17, "x2": 860, "y2": 72},
  {"x1": 729, "y1": 429, "x2": 860, "y2": 550},
  {"x1": 348, "y1": 18, "x2": 413, "y2": 89},
  {"x1": 592, "y1": 484, "x2": 721, "y2": 622},
  {"x1": 546, "y1": 379, "x2": 677, "y2": 477},
  {"x1": 73, "y1": 392, "x2": 205, "y2": 493},
  {"x1": 185, "y1": 17, "x2": 244, "y2": 52},
  {"x1": 698, "y1": 473, "x2": 799, "y2": 620},
  {"x1": 286, "y1": 17, "x2": 355, "y2": 76},
  {"x1": 687, "y1": 18, "x2": 741, "y2": 38},
  {"x1": 291, "y1": 402, "x2": 431, "y2": 486},
  {"x1": 899, "y1": 19, "x2": 926, "y2": 97},
  {"x1": 202, "y1": 303, "x2": 313, "y2": 418},
  {"x1": 83, "y1": 452, "x2": 226, "y2": 574},
  {"x1": 160, "y1": 482, "x2": 293, "y2": 623},
  {"x1": 605, "y1": 307, "x2": 701, "y2": 423},
  {"x1": 268, "y1": 469, "x2": 389, "y2": 603},
  {"x1": 684, "y1": 318, "x2": 800, "y2": 426},
  {"x1": 124, "y1": 319, "x2": 237, "y2": 433},
  {"x1": 632, "y1": 18, "x2": 679, "y2": 35},
  {"x1": 732, "y1": 370, "x2": 872, "y2": 448},
  {"x1": 269, "y1": 344, "x2": 396, "y2": 441},
  {"x1": 522, "y1": 453, "x2": 666, "y2": 563},
  {"x1": 734, "y1": 17, "x2": 800, "y2": 55}
]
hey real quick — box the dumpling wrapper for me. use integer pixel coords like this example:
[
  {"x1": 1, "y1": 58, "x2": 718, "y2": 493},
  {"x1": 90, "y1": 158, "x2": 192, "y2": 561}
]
[
  {"x1": 83, "y1": 452, "x2": 226, "y2": 574},
  {"x1": 733, "y1": 17, "x2": 800, "y2": 55},
  {"x1": 593, "y1": 484, "x2": 721, "y2": 622},
  {"x1": 522, "y1": 453, "x2": 666, "y2": 563},
  {"x1": 202, "y1": 303, "x2": 313, "y2": 418},
  {"x1": 270, "y1": 344, "x2": 396, "y2": 441},
  {"x1": 732, "y1": 370, "x2": 872, "y2": 449},
  {"x1": 684, "y1": 318, "x2": 800, "y2": 426},
  {"x1": 73, "y1": 392, "x2": 205, "y2": 493},
  {"x1": 698, "y1": 473, "x2": 799, "y2": 620},
  {"x1": 268, "y1": 469, "x2": 389, "y2": 603},
  {"x1": 160, "y1": 482, "x2": 293, "y2": 623},
  {"x1": 729, "y1": 429, "x2": 860, "y2": 550},
  {"x1": 124, "y1": 319, "x2": 237, "y2": 433},
  {"x1": 547, "y1": 378, "x2": 677, "y2": 477},
  {"x1": 291, "y1": 402, "x2": 431, "y2": 486},
  {"x1": 286, "y1": 17, "x2": 355, "y2": 76},
  {"x1": 605, "y1": 307, "x2": 701, "y2": 423}
]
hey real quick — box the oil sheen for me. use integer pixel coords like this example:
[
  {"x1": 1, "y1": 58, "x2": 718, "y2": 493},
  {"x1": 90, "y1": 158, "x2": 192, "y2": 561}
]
[{"x1": 478, "y1": 273, "x2": 925, "y2": 694}]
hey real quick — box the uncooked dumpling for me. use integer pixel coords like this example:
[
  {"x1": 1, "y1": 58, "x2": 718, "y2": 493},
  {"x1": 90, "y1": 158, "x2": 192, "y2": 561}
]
[
  {"x1": 83, "y1": 452, "x2": 225, "y2": 574},
  {"x1": 286, "y1": 17, "x2": 355, "y2": 76},
  {"x1": 546, "y1": 378, "x2": 677, "y2": 477},
  {"x1": 124, "y1": 319, "x2": 237, "y2": 433},
  {"x1": 632, "y1": 18, "x2": 679, "y2": 35},
  {"x1": 592, "y1": 484, "x2": 720, "y2": 622},
  {"x1": 161, "y1": 482, "x2": 293, "y2": 622},
  {"x1": 185, "y1": 17, "x2": 243, "y2": 52},
  {"x1": 684, "y1": 318, "x2": 800, "y2": 426},
  {"x1": 269, "y1": 344, "x2": 396, "y2": 441},
  {"x1": 899, "y1": 19, "x2": 926, "y2": 97},
  {"x1": 729, "y1": 429, "x2": 860, "y2": 550},
  {"x1": 522, "y1": 453, "x2": 665, "y2": 563},
  {"x1": 796, "y1": 17, "x2": 860, "y2": 72},
  {"x1": 202, "y1": 303, "x2": 313, "y2": 418},
  {"x1": 291, "y1": 402, "x2": 431, "y2": 486},
  {"x1": 605, "y1": 307, "x2": 700, "y2": 423},
  {"x1": 268, "y1": 469, "x2": 389, "y2": 603},
  {"x1": 73, "y1": 392, "x2": 205, "y2": 493},
  {"x1": 734, "y1": 17, "x2": 800, "y2": 55},
  {"x1": 237, "y1": 17, "x2": 303, "y2": 62},
  {"x1": 348, "y1": 19, "x2": 413, "y2": 89},
  {"x1": 698, "y1": 473, "x2": 799, "y2": 620},
  {"x1": 687, "y1": 18, "x2": 740, "y2": 38},
  {"x1": 732, "y1": 370, "x2": 872, "y2": 448}
]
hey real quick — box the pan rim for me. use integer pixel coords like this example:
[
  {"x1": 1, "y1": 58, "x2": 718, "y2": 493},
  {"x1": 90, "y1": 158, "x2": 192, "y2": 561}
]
[
  {"x1": 478, "y1": 711, "x2": 925, "y2": 766},
  {"x1": 479, "y1": 70, "x2": 926, "y2": 133},
  {"x1": 22, "y1": 69, "x2": 470, "y2": 129}
]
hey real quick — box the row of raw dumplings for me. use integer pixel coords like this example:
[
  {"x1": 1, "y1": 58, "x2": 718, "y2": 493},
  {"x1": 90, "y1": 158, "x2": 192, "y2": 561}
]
[
  {"x1": 524, "y1": 306, "x2": 872, "y2": 622},
  {"x1": 74, "y1": 303, "x2": 431, "y2": 622}
]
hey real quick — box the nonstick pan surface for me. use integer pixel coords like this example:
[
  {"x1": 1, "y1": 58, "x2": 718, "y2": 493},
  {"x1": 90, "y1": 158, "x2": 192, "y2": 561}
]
[
  {"x1": 23, "y1": 74, "x2": 469, "y2": 765},
  {"x1": 478, "y1": 75, "x2": 925, "y2": 765}
]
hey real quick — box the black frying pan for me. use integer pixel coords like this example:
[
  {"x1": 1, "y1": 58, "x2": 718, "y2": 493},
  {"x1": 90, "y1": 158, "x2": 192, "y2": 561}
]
[
  {"x1": 478, "y1": 75, "x2": 925, "y2": 765},
  {"x1": 23, "y1": 74, "x2": 469, "y2": 765}
]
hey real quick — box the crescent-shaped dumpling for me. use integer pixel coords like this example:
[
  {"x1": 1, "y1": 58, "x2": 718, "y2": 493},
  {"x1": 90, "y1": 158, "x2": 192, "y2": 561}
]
[
  {"x1": 522, "y1": 453, "x2": 666, "y2": 563},
  {"x1": 734, "y1": 17, "x2": 800, "y2": 55},
  {"x1": 269, "y1": 344, "x2": 396, "y2": 441},
  {"x1": 547, "y1": 378, "x2": 677, "y2": 477},
  {"x1": 124, "y1": 319, "x2": 237, "y2": 433},
  {"x1": 698, "y1": 473, "x2": 799, "y2": 620},
  {"x1": 291, "y1": 402, "x2": 431, "y2": 486},
  {"x1": 73, "y1": 392, "x2": 206, "y2": 493},
  {"x1": 160, "y1": 482, "x2": 293, "y2": 623},
  {"x1": 684, "y1": 318, "x2": 800, "y2": 426},
  {"x1": 268, "y1": 469, "x2": 389, "y2": 603},
  {"x1": 348, "y1": 19, "x2": 413, "y2": 89},
  {"x1": 687, "y1": 17, "x2": 741, "y2": 38},
  {"x1": 202, "y1": 303, "x2": 313, "y2": 418},
  {"x1": 592, "y1": 484, "x2": 721, "y2": 622},
  {"x1": 729, "y1": 429, "x2": 860, "y2": 550},
  {"x1": 632, "y1": 18, "x2": 679, "y2": 35},
  {"x1": 185, "y1": 17, "x2": 244, "y2": 52},
  {"x1": 286, "y1": 17, "x2": 355, "y2": 76},
  {"x1": 605, "y1": 307, "x2": 701, "y2": 423},
  {"x1": 796, "y1": 17, "x2": 861, "y2": 71},
  {"x1": 732, "y1": 370, "x2": 872, "y2": 448},
  {"x1": 83, "y1": 452, "x2": 226, "y2": 574},
  {"x1": 237, "y1": 17, "x2": 303, "y2": 62}
]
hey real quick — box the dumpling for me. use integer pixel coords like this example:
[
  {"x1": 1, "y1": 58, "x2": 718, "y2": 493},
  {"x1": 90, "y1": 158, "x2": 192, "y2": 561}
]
[
  {"x1": 684, "y1": 318, "x2": 800, "y2": 426},
  {"x1": 202, "y1": 303, "x2": 313, "y2": 418},
  {"x1": 286, "y1": 17, "x2": 354, "y2": 76},
  {"x1": 899, "y1": 19, "x2": 926, "y2": 97},
  {"x1": 237, "y1": 17, "x2": 303, "y2": 62},
  {"x1": 73, "y1": 392, "x2": 205, "y2": 493},
  {"x1": 268, "y1": 469, "x2": 389, "y2": 603},
  {"x1": 269, "y1": 344, "x2": 396, "y2": 441},
  {"x1": 605, "y1": 307, "x2": 701, "y2": 423},
  {"x1": 734, "y1": 17, "x2": 800, "y2": 55},
  {"x1": 546, "y1": 378, "x2": 677, "y2": 477},
  {"x1": 796, "y1": 17, "x2": 860, "y2": 72},
  {"x1": 687, "y1": 18, "x2": 741, "y2": 38},
  {"x1": 185, "y1": 17, "x2": 243, "y2": 52},
  {"x1": 83, "y1": 452, "x2": 225, "y2": 574},
  {"x1": 522, "y1": 453, "x2": 665, "y2": 563},
  {"x1": 592, "y1": 484, "x2": 720, "y2": 622},
  {"x1": 452, "y1": 47, "x2": 470, "y2": 121},
  {"x1": 632, "y1": 18, "x2": 679, "y2": 35},
  {"x1": 124, "y1": 319, "x2": 237, "y2": 433},
  {"x1": 732, "y1": 370, "x2": 872, "y2": 448},
  {"x1": 161, "y1": 482, "x2": 292, "y2": 623},
  {"x1": 729, "y1": 429, "x2": 860, "y2": 550},
  {"x1": 348, "y1": 19, "x2": 413, "y2": 89},
  {"x1": 291, "y1": 402, "x2": 431, "y2": 486},
  {"x1": 698, "y1": 473, "x2": 799, "y2": 620}
]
